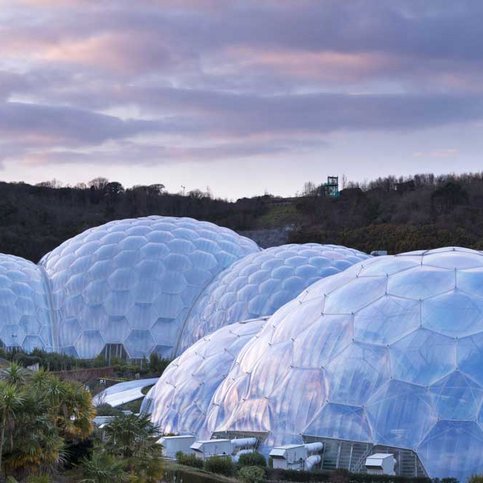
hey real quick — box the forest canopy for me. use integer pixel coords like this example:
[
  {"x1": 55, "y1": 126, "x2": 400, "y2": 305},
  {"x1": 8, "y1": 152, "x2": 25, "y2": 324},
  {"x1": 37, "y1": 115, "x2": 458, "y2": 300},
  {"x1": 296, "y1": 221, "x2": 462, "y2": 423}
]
[{"x1": 1, "y1": 172, "x2": 483, "y2": 261}]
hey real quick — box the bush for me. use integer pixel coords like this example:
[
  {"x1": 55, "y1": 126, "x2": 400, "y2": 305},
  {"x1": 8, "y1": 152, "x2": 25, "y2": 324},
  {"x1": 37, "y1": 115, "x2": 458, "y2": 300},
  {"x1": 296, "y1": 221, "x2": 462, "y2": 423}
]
[
  {"x1": 204, "y1": 455, "x2": 235, "y2": 476},
  {"x1": 239, "y1": 465, "x2": 266, "y2": 483},
  {"x1": 267, "y1": 468, "x2": 330, "y2": 482},
  {"x1": 95, "y1": 403, "x2": 123, "y2": 416},
  {"x1": 26, "y1": 477, "x2": 52, "y2": 483},
  {"x1": 468, "y1": 478, "x2": 482, "y2": 483},
  {"x1": 175, "y1": 451, "x2": 203, "y2": 469},
  {"x1": 238, "y1": 451, "x2": 266, "y2": 467}
]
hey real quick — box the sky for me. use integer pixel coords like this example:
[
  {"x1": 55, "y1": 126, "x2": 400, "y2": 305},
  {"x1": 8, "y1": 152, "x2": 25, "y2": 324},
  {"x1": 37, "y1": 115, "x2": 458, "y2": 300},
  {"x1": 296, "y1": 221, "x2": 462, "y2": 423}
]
[{"x1": 1, "y1": 0, "x2": 483, "y2": 199}]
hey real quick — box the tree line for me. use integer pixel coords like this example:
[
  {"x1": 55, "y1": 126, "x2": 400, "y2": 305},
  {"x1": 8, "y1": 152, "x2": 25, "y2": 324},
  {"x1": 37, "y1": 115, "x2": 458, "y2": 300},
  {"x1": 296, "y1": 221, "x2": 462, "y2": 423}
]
[
  {"x1": 2, "y1": 172, "x2": 483, "y2": 261},
  {"x1": 291, "y1": 172, "x2": 483, "y2": 253},
  {"x1": 0, "y1": 178, "x2": 267, "y2": 262}
]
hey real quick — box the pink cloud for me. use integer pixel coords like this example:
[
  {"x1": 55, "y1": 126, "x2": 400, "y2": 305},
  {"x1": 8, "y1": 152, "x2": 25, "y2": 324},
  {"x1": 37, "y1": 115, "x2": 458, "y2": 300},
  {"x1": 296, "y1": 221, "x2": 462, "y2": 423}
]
[{"x1": 220, "y1": 47, "x2": 399, "y2": 85}]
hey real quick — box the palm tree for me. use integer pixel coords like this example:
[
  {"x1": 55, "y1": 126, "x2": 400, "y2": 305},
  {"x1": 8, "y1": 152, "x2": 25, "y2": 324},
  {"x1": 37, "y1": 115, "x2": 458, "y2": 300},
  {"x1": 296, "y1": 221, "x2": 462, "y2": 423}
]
[
  {"x1": 0, "y1": 362, "x2": 30, "y2": 386},
  {"x1": 31, "y1": 369, "x2": 95, "y2": 440},
  {"x1": 102, "y1": 414, "x2": 163, "y2": 481},
  {"x1": 104, "y1": 414, "x2": 160, "y2": 459},
  {"x1": 0, "y1": 381, "x2": 24, "y2": 474},
  {"x1": 0, "y1": 365, "x2": 95, "y2": 477},
  {"x1": 81, "y1": 451, "x2": 126, "y2": 483}
]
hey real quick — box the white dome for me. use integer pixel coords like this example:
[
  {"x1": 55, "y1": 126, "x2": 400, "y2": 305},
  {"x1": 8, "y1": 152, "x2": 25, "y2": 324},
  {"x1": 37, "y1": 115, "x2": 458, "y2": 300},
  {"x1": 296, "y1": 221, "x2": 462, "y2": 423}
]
[
  {"x1": 144, "y1": 317, "x2": 266, "y2": 437},
  {"x1": 40, "y1": 216, "x2": 259, "y2": 359},
  {"x1": 204, "y1": 248, "x2": 483, "y2": 481},
  {"x1": 0, "y1": 254, "x2": 53, "y2": 352},
  {"x1": 177, "y1": 244, "x2": 369, "y2": 354}
]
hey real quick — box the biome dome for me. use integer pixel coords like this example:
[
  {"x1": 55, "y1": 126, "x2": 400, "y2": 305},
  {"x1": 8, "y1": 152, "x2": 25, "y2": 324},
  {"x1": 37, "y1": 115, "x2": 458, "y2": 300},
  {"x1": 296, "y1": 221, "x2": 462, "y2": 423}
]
[
  {"x1": 143, "y1": 317, "x2": 267, "y2": 437},
  {"x1": 203, "y1": 248, "x2": 483, "y2": 481},
  {"x1": 0, "y1": 254, "x2": 53, "y2": 352},
  {"x1": 40, "y1": 216, "x2": 259, "y2": 359},
  {"x1": 177, "y1": 244, "x2": 369, "y2": 354}
]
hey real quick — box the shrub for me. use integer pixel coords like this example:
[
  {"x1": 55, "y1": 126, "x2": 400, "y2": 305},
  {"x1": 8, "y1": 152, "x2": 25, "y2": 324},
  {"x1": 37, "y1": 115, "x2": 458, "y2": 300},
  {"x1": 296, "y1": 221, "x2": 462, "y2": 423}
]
[
  {"x1": 468, "y1": 477, "x2": 483, "y2": 483},
  {"x1": 266, "y1": 468, "x2": 330, "y2": 482},
  {"x1": 81, "y1": 451, "x2": 126, "y2": 481},
  {"x1": 204, "y1": 455, "x2": 235, "y2": 476},
  {"x1": 95, "y1": 403, "x2": 123, "y2": 416},
  {"x1": 329, "y1": 469, "x2": 350, "y2": 483},
  {"x1": 239, "y1": 465, "x2": 266, "y2": 483},
  {"x1": 26, "y1": 477, "x2": 52, "y2": 483},
  {"x1": 175, "y1": 451, "x2": 203, "y2": 469},
  {"x1": 238, "y1": 451, "x2": 267, "y2": 467}
]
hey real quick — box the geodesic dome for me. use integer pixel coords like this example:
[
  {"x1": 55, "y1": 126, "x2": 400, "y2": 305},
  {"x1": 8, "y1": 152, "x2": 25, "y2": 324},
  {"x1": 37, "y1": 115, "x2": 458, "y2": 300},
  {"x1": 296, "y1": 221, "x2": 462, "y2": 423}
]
[
  {"x1": 0, "y1": 254, "x2": 53, "y2": 352},
  {"x1": 144, "y1": 317, "x2": 267, "y2": 437},
  {"x1": 176, "y1": 244, "x2": 369, "y2": 354},
  {"x1": 40, "y1": 216, "x2": 259, "y2": 359},
  {"x1": 204, "y1": 247, "x2": 483, "y2": 481}
]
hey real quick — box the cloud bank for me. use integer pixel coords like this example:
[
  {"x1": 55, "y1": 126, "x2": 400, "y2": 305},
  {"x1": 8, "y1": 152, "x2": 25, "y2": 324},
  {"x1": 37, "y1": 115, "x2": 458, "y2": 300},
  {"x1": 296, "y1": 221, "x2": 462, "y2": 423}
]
[{"x1": 1, "y1": 0, "x2": 483, "y2": 188}]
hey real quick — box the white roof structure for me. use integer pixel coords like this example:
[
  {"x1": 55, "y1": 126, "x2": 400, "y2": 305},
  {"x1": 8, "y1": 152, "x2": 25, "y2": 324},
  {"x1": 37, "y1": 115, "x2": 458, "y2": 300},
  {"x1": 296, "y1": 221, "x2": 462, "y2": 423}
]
[{"x1": 93, "y1": 378, "x2": 159, "y2": 407}]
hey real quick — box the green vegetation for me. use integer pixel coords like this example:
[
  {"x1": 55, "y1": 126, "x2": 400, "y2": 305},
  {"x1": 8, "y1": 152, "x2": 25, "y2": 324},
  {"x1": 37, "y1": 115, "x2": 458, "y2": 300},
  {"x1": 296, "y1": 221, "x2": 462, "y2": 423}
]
[
  {"x1": 0, "y1": 363, "x2": 94, "y2": 480},
  {"x1": 291, "y1": 173, "x2": 483, "y2": 253},
  {"x1": 92, "y1": 413, "x2": 164, "y2": 482},
  {"x1": 176, "y1": 451, "x2": 204, "y2": 469},
  {"x1": 237, "y1": 451, "x2": 266, "y2": 468},
  {"x1": 0, "y1": 360, "x2": 165, "y2": 481},
  {"x1": 204, "y1": 456, "x2": 235, "y2": 476},
  {"x1": 0, "y1": 348, "x2": 171, "y2": 383},
  {"x1": 4, "y1": 172, "x2": 483, "y2": 262},
  {"x1": 238, "y1": 465, "x2": 265, "y2": 482},
  {"x1": 0, "y1": 179, "x2": 268, "y2": 262},
  {"x1": 77, "y1": 413, "x2": 163, "y2": 482}
]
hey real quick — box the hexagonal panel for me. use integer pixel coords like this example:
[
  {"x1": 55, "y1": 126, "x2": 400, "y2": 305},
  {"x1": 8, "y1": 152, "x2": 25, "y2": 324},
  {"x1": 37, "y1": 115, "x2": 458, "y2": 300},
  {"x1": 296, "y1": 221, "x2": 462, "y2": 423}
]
[
  {"x1": 430, "y1": 371, "x2": 483, "y2": 420},
  {"x1": 124, "y1": 330, "x2": 155, "y2": 359},
  {"x1": 422, "y1": 290, "x2": 483, "y2": 337},
  {"x1": 327, "y1": 342, "x2": 391, "y2": 406},
  {"x1": 366, "y1": 380, "x2": 436, "y2": 449},
  {"x1": 354, "y1": 295, "x2": 421, "y2": 345},
  {"x1": 304, "y1": 403, "x2": 372, "y2": 442},
  {"x1": 387, "y1": 266, "x2": 455, "y2": 299},
  {"x1": 416, "y1": 421, "x2": 483, "y2": 480},
  {"x1": 74, "y1": 330, "x2": 105, "y2": 359},
  {"x1": 457, "y1": 332, "x2": 483, "y2": 385},
  {"x1": 390, "y1": 328, "x2": 456, "y2": 385},
  {"x1": 324, "y1": 276, "x2": 387, "y2": 314},
  {"x1": 100, "y1": 316, "x2": 131, "y2": 343}
]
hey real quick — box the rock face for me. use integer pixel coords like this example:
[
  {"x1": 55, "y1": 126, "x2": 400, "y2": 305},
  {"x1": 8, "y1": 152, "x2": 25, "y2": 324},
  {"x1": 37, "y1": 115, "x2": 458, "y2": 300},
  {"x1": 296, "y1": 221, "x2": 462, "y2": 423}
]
[{"x1": 239, "y1": 227, "x2": 293, "y2": 248}]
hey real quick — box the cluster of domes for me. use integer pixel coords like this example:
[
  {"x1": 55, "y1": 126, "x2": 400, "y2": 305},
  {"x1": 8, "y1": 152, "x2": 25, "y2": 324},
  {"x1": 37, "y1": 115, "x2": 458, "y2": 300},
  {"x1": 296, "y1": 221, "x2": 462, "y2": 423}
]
[
  {"x1": 148, "y1": 247, "x2": 483, "y2": 481},
  {"x1": 0, "y1": 216, "x2": 482, "y2": 480},
  {"x1": 0, "y1": 216, "x2": 366, "y2": 360}
]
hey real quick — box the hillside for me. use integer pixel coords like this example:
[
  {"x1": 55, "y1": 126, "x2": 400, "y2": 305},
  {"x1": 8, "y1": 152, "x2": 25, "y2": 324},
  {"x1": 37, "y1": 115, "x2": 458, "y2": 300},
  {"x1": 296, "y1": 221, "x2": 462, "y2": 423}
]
[{"x1": 1, "y1": 173, "x2": 483, "y2": 261}]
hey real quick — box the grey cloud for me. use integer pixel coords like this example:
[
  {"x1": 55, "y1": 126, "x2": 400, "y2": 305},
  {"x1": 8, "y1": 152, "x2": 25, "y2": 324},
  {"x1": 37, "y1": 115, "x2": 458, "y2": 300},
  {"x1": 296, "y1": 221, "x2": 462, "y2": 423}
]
[
  {"x1": 0, "y1": 102, "x2": 182, "y2": 145},
  {"x1": 122, "y1": 87, "x2": 483, "y2": 135},
  {"x1": 2, "y1": 0, "x2": 483, "y2": 171}
]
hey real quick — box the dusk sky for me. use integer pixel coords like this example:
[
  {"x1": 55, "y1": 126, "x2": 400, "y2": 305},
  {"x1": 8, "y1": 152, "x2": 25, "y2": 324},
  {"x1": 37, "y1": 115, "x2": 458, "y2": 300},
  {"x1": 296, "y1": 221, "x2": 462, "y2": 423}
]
[{"x1": 2, "y1": 0, "x2": 483, "y2": 198}]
